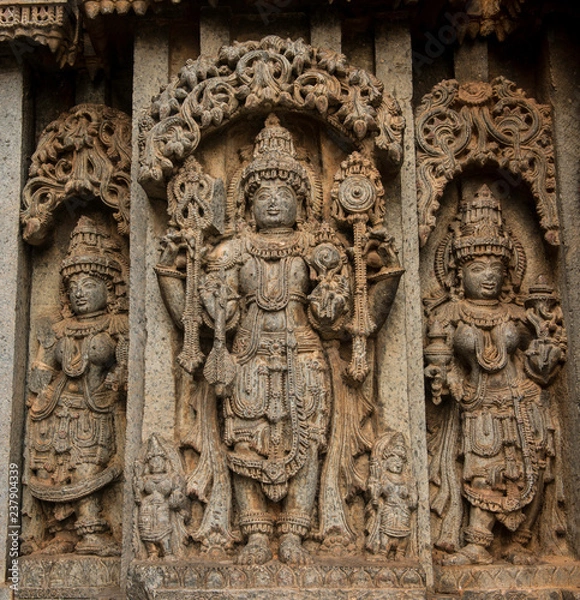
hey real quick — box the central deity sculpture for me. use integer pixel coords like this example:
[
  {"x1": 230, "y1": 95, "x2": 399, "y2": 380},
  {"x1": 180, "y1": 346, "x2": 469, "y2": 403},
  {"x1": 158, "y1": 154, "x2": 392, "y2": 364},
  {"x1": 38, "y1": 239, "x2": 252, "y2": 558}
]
[{"x1": 156, "y1": 115, "x2": 403, "y2": 564}]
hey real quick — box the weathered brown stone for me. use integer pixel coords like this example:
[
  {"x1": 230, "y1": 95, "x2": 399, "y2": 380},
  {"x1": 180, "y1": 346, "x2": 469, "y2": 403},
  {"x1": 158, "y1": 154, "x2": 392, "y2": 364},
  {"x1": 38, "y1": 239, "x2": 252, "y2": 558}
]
[{"x1": 1, "y1": 4, "x2": 579, "y2": 599}]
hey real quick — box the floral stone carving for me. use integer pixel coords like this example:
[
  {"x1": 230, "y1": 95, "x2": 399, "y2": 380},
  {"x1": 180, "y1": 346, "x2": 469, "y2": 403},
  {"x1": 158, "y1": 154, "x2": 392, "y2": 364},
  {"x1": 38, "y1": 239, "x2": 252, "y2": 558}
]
[
  {"x1": 424, "y1": 183, "x2": 567, "y2": 565},
  {"x1": 416, "y1": 78, "x2": 558, "y2": 247},
  {"x1": 21, "y1": 104, "x2": 131, "y2": 245},
  {"x1": 24, "y1": 216, "x2": 128, "y2": 557},
  {"x1": 447, "y1": 0, "x2": 527, "y2": 42},
  {"x1": 138, "y1": 35, "x2": 404, "y2": 198},
  {"x1": 154, "y1": 113, "x2": 404, "y2": 564}
]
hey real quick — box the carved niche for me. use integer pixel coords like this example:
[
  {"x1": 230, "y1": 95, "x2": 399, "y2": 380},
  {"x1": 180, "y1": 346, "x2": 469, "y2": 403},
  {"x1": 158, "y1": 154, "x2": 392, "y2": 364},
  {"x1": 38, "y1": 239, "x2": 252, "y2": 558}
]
[
  {"x1": 20, "y1": 104, "x2": 131, "y2": 558},
  {"x1": 137, "y1": 36, "x2": 414, "y2": 569},
  {"x1": 418, "y1": 79, "x2": 569, "y2": 566}
]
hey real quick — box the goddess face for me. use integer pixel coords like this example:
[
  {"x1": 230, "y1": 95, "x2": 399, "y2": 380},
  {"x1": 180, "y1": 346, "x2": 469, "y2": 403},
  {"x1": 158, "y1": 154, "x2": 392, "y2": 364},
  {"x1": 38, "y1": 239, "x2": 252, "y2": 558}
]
[
  {"x1": 461, "y1": 256, "x2": 504, "y2": 301},
  {"x1": 68, "y1": 274, "x2": 109, "y2": 315},
  {"x1": 252, "y1": 180, "x2": 298, "y2": 230}
]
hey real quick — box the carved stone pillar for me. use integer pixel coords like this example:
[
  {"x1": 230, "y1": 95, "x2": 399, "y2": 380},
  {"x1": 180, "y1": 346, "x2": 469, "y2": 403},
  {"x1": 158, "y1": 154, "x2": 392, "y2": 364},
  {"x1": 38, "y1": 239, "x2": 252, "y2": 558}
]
[
  {"x1": 542, "y1": 23, "x2": 580, "y2": 557},
  {"x1": 375, "y1": 20, "x2": 433, "y2": 586},
  {"x1": 0, "y1": 56, "x2": 31, "y2": 600},
  {"x1": 121, "y1": 21, "x2": 171, "y2": 589}
]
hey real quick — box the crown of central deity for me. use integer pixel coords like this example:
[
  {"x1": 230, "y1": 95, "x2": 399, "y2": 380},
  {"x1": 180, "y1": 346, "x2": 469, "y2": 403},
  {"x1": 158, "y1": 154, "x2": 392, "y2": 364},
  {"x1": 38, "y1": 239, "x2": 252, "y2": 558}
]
[{"x1": 241, "y1": 114, "x2": 310, "y2": 200}]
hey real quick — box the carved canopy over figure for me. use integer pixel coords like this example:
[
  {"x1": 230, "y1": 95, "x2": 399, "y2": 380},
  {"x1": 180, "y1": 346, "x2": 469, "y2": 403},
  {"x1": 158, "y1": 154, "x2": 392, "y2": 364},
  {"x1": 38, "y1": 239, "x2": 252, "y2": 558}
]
[
  {"x1": 424, "y1": 184, "x2": 567, "y2": 565},
  {"x1": 155, "y1": 114, "x2": 403, "y2": 564},
  {"x1": 25, "y1": 216, "x2": 128, "y2": 557}
]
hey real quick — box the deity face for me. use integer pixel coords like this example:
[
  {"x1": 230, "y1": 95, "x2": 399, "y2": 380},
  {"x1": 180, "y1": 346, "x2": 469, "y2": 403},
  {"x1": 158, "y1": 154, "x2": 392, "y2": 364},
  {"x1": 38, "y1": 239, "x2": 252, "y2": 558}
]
[
  {"x1": 149, "y1": 455, "x2": 167, "y2": 474},
  {"x1": 461, "y1": 256, "x2": 505, "y2": 301},
  {"x1": 384, "y1": 453, "x2": 405, "y2": 474},
  {"x1": 252, "y1": 181, "x2": 298, "y2": 230},
  {"x1": 68, "y1": 274, "x2": 109, "y2": 315}
]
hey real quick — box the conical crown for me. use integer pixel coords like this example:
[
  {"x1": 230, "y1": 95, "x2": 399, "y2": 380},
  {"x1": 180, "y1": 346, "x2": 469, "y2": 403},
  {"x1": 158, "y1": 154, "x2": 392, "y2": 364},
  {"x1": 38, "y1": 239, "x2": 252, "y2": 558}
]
[
  {"x1": 60, "y1": 216, "x2": 123, "y2": 281},
  {"x1": 453, "y1": 184, "x2": 513, "y2": 264},
  {"x1": 145, "y1": 434, "x2": 167, "y2": 461},
  {"x1": 373, "y1": 431, "x2": 407, "y2": 461},
  {"x1": 241, "y1": 114, "x2": 310, "y2": 199}
]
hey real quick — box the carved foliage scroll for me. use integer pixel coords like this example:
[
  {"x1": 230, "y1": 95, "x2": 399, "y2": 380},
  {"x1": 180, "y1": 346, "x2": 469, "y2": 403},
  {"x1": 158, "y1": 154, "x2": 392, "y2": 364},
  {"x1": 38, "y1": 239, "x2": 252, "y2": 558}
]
[
  {"x1": 138, "y1": 35, "x2": 405, "y2": 195},
  {"x1": 21, "y1": 103, "x2": 131, "y2": 244},
  {"x1": 416, "y1": 77, "x2": 558, "y2": 247}
]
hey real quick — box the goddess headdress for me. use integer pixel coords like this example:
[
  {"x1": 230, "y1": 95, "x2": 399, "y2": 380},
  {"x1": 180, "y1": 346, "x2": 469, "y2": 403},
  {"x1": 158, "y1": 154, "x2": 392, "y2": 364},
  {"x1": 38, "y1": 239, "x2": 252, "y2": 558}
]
[
  {"x1": 372, "y1": 431, "x2": 407, "y2": 462},
  {"x1": 452, "y1": 184, "x2": 514, "y2": 265},
  {"x1": 60, "y1": 216, "x2": 128, "y2": 315},
  {"x1": 434, "y1": 184, "x2": 526, "y2": 297},
  {"x1": 145, "y1": 434, "x2": 167, "y2": 462}
]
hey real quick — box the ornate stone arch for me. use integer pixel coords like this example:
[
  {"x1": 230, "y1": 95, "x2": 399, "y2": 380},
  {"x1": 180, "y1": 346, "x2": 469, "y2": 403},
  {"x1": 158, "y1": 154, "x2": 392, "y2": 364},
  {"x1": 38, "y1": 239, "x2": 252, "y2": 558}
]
[
  {"x1": 137, "y1": 35, "x2": 405, "y2": 198},
  {"x1": 21, "y1": 103, "x2": 132, "y2": 244},
  {"x1": 415, "y1": 77, "x2": 559, "y2": 248}
]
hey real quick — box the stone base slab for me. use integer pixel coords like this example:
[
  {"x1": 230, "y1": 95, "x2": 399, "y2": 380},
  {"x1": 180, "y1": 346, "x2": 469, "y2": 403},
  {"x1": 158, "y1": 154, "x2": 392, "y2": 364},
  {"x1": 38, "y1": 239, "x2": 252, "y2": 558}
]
[
  {"x1": 434, "y1": 560, "x2": 580, "y2": 598},
  {"x1": 15, "y1": 557, "x2": 580, "y2": 599},
  {"x1": 16, "y1": 556, "x2": 121, "y2": 600},
  {"x1": 127, "y1": 559, "x2": 427, "y2": 600}
]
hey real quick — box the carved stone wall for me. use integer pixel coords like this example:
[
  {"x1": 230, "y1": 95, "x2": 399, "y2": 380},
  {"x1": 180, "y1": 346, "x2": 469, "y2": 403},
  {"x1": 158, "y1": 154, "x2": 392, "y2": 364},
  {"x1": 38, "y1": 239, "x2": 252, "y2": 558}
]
[{"x1": 0, "y1": 3, "x2": 579, "y2": 600}]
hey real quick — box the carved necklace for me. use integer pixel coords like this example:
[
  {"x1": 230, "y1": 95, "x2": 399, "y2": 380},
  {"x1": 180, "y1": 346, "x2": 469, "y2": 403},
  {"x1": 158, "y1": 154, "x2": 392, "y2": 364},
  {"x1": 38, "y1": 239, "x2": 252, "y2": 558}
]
[
  {"x1": 458, "y1": 300, "x2": 510, "y2": 372},
  {"x1": 58, "y1": 312, "x2": 111, "y2": 377},
  {"x1": 254, "y1": 257, "x2": 293, "y2": 311},
  {"x1": 458, "y1": 299, "x2": 510, "y2": 330},
  {"x1": 472, "y1": 324, "x2": 509, "y2": 373},
  {"x1": 61, "y1": 336, "x2": 90, "y2": 378},
  {"x1": 62, "y1": 312, "x2": 110, "y2": 338},
  {"x1": 247, "y1": 230, "x2": 302, "y2": 260}
]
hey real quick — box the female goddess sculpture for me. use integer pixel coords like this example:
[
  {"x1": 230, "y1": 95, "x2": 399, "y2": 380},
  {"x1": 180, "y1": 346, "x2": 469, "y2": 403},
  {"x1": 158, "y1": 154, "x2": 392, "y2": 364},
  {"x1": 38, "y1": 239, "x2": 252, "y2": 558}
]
[
  {"x1": 25, "y1": 216, "x2": 128, "y2": 556},
  {"x1": 424, "y1": 184, "x2": 567, "y2": 565},
  {"x1": 156, "y1": 115, "x2": 402, "y2": 564}
]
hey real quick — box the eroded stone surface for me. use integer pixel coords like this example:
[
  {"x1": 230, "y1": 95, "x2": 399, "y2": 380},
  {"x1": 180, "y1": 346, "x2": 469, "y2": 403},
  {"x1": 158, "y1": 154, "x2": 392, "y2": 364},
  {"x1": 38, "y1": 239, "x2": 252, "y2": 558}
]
[{"x1": 4, "y1": 7, "x2": 580, "y2": 600}]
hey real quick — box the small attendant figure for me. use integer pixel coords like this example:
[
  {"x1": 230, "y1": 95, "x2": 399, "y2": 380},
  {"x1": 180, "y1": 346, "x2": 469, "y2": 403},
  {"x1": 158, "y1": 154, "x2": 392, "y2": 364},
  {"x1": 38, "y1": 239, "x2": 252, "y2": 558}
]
[
  {"x1": 133, "y1": 435, "x2": 189, "y2": 560},
  {"x1": 365, "y1": 432, "x2": 417, "y2": 559}
]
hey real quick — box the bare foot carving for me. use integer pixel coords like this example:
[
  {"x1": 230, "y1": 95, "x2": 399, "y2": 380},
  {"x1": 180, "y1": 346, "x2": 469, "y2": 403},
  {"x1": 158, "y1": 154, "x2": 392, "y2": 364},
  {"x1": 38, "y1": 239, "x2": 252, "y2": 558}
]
[
  {"x1": 235, "y1": 533, "x2": 273, "y2": 565},
  {"x1": 279, "y1": 533, "x2": 311, "y2": 565},
  {"x1": 441, "y1": 543, "x2": 493, "y2": 566},
  {"x1": 37, "y1": 532, "x2": 76, "y2": 556},
  {"x1": 502, "y1": 542, "x2": 537, "y2": 565}
]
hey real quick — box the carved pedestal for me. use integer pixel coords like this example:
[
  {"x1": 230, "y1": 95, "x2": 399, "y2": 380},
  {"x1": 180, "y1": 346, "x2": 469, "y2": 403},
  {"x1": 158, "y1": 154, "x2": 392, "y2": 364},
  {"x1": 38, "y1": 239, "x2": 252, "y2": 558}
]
[{"x1": 128, "y1": 560, "x2": 427, "y2": 600}]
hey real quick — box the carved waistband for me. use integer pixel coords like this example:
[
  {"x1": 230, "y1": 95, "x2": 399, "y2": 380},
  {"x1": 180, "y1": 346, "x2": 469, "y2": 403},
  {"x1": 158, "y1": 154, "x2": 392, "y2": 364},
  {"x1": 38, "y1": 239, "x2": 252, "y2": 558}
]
[
  {"x1": 245, "y1": 292, "x2": 308, "y2": 306},
  {"x1": 234, "y1": 327, "x2": 321, "y2": 355}
]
